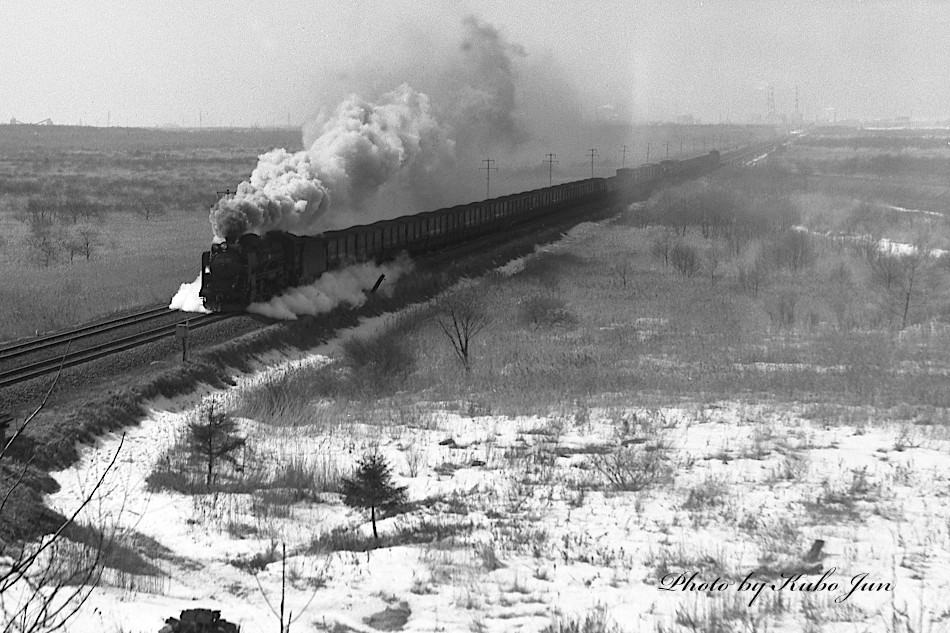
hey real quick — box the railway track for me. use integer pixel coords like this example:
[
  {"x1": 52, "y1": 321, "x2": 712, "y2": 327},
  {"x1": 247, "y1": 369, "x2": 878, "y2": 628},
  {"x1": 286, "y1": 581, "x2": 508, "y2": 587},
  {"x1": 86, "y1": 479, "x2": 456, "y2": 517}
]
[
  {"x1": 0, "y1": 308, "x2": 231, "y2": 388},
  {"x1": 0, "y1": 141, "x2": 780, "y2": 393}
]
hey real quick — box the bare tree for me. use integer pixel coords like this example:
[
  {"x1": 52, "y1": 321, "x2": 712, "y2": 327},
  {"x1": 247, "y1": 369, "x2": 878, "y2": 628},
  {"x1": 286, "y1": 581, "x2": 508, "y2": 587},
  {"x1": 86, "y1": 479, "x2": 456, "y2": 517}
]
[
  {"x1": 23, "y1": 233, "x2": 59, "y2": 268},
  {"x1": 650, "y1": 231, "x2": 674, "y2": 267},
  {"x1": 704, "y1": 243, "x2": 723, "y2": 283},
  {"x1": 18, "y1": 202, "x2": 66, "y2": 268},
  {"x1": 137, "y1": 202, "x2": 165, "y2": 221},
  {"x1": 737, "y1": 254, "x2": 769, "y2": 298},
  {"x1": 871, "y1": 245, "x2": 934, "y2": 329},
  {"x1": 670, "y1": 241, "x2": 702, "y2": 278},
  {"x1": 68, "y1": 227, "x2": 100, "y2": 262},
  {"x1": 824, "y1": 261, "x2": 857, "y2": 329},
  {"x1": 433, "y1": 284, "x2": 491, "y2": 371},
  {"x1": 0, "y1": 369, "x2": 123, "y2": 632}
]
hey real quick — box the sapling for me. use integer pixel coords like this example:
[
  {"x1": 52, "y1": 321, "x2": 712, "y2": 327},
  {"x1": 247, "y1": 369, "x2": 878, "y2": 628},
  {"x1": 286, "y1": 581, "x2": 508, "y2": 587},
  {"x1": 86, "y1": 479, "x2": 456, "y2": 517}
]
[
  {"x1": 340, "y1": 453, "x2": 407, "y2": 540},
  {"x1": 188, "y1": 398, "x2": 245, "y2": 488}
]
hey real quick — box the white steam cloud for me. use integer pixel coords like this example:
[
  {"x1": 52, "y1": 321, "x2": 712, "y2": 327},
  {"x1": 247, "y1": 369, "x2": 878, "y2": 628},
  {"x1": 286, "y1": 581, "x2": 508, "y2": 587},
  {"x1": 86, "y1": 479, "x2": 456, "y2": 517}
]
[
  {"x1": 247, "y1": 254, "x2": 414, "y2": 320},
  {"x1": 209, "y1": 85, "x2": 453, "y2": 241},
  {"x1": 173, "y1": 17, "x2": 535, "y2": 313},
  {"x1": 209, "y1": 16, "x2": 532, "y2": 241},
  {"x1": 449, "y1": 15, "x2": 529, "y2": 153},
  {"x1": 169, "y1": 275, "x2": 210, "y2": 313}
]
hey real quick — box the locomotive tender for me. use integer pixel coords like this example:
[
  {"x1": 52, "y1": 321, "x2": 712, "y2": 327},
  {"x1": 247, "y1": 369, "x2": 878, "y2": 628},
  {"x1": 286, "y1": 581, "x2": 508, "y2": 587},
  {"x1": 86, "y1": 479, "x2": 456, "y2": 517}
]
[{"x1": 199, "y1": 151, "x2": 721, "y2": 311}]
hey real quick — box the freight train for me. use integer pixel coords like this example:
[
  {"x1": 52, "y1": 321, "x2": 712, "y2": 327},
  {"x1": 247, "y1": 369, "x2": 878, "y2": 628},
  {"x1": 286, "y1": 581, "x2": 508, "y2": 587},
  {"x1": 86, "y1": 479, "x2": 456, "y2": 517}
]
[{"x1": 199, "y1": 150, "x2": 721, "y2": 311}]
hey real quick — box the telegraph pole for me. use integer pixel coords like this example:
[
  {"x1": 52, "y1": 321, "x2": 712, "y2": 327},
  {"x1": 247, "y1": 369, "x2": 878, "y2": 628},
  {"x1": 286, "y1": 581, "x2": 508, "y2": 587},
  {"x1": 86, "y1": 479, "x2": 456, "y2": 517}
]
[
  {"x1": 480, "y1": 159, "x2": 498, "y2": 198},
  {"x1": 621, "y1": 144, "x2": 628, "y2": 168},
  {"x1": 586, "y1": 148, "x2": 598, "y2": 178},
  {"x1": 665, "y1": 141, "x2": 670, "y2": 159},
  {"x1": 543, "y1": 153, "x2": 558, "y2": 186},
  {"x1": 646, "y1": 142, "x2": 651, "y2": 162}
]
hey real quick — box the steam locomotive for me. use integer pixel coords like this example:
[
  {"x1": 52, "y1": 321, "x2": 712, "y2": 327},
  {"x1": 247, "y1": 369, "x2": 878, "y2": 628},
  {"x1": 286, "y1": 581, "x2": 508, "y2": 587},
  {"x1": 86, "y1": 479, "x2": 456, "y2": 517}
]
[{"x1": 199, "y1": 150, "x2": 721, "y2": 311}]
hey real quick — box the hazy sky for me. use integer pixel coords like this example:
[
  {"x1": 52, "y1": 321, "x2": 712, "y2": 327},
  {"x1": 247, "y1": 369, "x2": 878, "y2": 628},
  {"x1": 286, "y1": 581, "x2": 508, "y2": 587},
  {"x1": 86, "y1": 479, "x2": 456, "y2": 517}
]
[{"x1": 1, "y1": 0, "x2": 947, "y2": 127}]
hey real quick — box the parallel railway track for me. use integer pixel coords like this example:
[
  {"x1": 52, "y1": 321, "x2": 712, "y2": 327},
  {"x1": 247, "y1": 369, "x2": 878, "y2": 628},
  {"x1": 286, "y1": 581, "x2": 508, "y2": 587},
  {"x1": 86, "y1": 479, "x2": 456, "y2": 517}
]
[{"x1": 0, "y1": 309, "x2": 231, "y2": 388}]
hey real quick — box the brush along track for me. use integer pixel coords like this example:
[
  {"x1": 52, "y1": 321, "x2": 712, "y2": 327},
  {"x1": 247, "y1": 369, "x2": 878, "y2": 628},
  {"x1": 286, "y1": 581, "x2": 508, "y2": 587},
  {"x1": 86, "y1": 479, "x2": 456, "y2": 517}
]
[{"x1": 0, "y1": 308, "x2": 231, "y2": 388}]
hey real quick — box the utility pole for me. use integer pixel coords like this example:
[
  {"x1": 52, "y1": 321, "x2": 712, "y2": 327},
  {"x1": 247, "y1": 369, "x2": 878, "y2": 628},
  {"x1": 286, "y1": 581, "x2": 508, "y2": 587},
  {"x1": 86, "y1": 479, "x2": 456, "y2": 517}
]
[
  {"x1": 480, "y1": 158, "x2": 498, "y2": 198},
  {"x1": 679, "y1": 139, "x2": 683, "y2": 156},
  {"x1": 646, "y1": 142, "x2": 651, "y2": 162},
  {"x1": 586, "y1": 148, "x2": 598, "y2": 178},
  {"x1": 543, "y1": 153, "x2": 558, "y2": 186},
  {"x1": 665, "y1": 141, "x2": 670, "y2": 159},
  {"x1": 621, "y1": 145, "x2": 629, "y2": 168}
]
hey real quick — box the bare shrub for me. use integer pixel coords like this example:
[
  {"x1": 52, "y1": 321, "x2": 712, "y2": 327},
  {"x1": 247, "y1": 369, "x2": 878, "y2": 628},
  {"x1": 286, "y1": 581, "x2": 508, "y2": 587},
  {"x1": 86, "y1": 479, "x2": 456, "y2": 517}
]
[
  {"x1": 404, "y1": 444, "x2": 427, "y2": 477},
  {"x1": 650, "y1": 231, "x2": 673, "y2": 267},
  {"x1": 704, "y1": 243, "x2": 724, "y2": 283},
  {"x1": 683, "y1": 474, "x2": 731, "y2": 511},
  {"x1": 1, "y1": 376, "x2": 124, "y2": 633},
  {"x1": 433, "y1": 283, "x2": 491, "y2": 371},
  {"x1": 587, "y1": 441, "x2": 674, "y2": 492},
  {"x1": 768, "y1": 229, "x2": 816, "y2": 271},
  {"x1": 766, "y1": 291, "x2": 798, "y2": 328},
  {"x1": 518, "y1": 293, "x2": 578, "y2": 330},
  {"x1": 670, "y1": 241, "x2": 702, "y2": 277},
  {"x1": 341, "y1": 317, "x2": 417, "y2": 395},
  {"x1": 823, "y1": 261, "x2": 857, "y2": 328},
  {"x1": 542, "y1": 604, "x2": 620, "y2": 633},
  {"x1": 736, "y1": 255, "x2": 769, "y2": 297}
]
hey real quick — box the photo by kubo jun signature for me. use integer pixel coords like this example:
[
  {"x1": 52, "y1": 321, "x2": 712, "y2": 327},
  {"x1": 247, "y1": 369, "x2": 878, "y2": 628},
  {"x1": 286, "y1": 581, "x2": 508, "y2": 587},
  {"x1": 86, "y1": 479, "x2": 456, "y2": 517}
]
[{"x1": 659, "y1": 568, "x2": 894, "y2": 606}]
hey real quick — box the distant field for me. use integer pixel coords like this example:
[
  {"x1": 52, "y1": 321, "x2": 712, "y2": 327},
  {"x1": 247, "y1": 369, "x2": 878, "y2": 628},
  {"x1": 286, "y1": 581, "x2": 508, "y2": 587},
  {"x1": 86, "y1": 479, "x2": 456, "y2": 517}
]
[{"x1": 0, "y1": 125, "x2": 302, "y2": 341}]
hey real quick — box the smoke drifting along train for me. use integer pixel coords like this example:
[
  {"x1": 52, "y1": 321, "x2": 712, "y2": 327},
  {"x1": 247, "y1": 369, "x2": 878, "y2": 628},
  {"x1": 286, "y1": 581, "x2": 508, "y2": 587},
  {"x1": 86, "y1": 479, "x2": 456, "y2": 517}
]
[{"x1": 199, "y1": 151, "x2": 720, "y2": 312}]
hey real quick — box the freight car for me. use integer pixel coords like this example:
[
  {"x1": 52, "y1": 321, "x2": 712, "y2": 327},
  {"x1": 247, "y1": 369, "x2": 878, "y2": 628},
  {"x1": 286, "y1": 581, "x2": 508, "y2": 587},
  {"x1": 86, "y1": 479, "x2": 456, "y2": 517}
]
[{"x1": 199, "y1": 151, "x2": 721, "y2": 311}]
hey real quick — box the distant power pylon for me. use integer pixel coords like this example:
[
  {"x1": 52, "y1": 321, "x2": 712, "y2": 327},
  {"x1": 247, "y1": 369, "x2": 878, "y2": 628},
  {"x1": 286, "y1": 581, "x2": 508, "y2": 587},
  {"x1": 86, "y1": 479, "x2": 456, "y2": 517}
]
[
  {"x1": 586, "y1": 148, "x2": 598, "y2": 178},
  {"x1": 543, "y1": 153, "x2": 558, "y2": 186},
  {"x1": 480, "y1": 159, "x2": 498, "y2": 198}
]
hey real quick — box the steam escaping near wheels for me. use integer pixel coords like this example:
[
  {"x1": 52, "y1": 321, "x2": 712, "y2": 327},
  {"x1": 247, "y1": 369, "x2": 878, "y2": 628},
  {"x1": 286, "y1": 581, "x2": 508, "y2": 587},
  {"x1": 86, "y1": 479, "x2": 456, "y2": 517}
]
[
  {"x1": 247, "y1": 254, "x2": 414, "y2": 320},
  {"x1": 169, "y1": 275, "x2": 211, "y2": 313}
]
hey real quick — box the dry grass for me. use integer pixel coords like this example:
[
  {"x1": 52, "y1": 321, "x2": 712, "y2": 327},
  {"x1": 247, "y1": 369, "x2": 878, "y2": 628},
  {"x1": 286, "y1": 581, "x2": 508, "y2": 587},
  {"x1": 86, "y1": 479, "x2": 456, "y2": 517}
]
[{"x1": 0, "y1": 126, "x2": 301, "y2": 342}]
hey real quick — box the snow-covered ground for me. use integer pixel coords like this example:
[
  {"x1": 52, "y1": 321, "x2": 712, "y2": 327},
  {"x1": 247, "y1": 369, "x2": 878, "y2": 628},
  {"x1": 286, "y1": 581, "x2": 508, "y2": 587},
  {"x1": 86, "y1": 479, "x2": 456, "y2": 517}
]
[
  {"x1": 793, "y1": 224, "x2": 949, "y2": 258},
  {"x1": 36, "y1": 336, "x2": 950, "y2": 632}
]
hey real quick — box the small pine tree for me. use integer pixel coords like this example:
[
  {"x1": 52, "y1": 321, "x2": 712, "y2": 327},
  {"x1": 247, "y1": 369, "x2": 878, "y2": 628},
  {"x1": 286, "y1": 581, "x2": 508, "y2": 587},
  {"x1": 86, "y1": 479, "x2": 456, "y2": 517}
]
[
  {"x1": 188, "y1": 399, "x2": 246, "y2": 487},
  {"x1": 340, "y1": 453, "x2": 408, "y2": 540}
]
